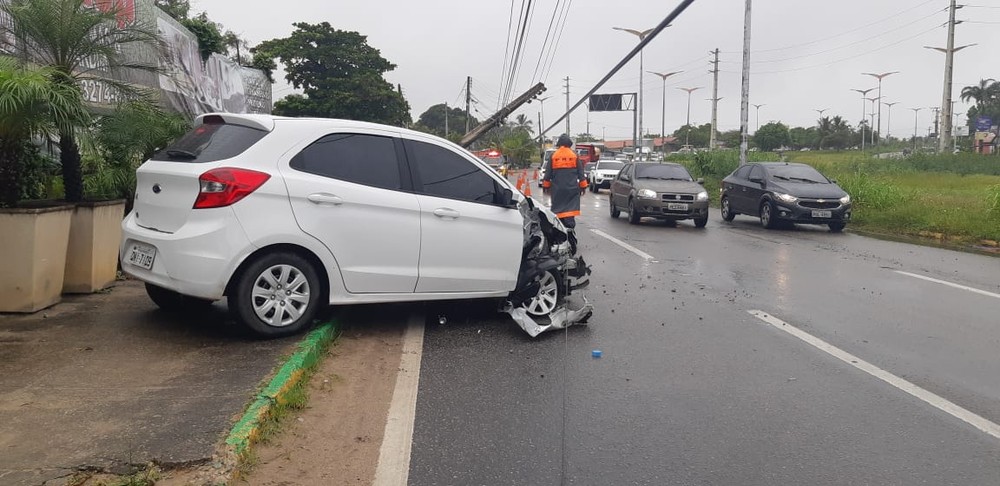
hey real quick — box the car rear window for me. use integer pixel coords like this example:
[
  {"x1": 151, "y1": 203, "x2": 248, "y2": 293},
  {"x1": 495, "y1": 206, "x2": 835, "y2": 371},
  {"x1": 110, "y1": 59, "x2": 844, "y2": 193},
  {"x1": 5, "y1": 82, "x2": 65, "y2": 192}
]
[
  {"x1": 598, "y1": 161, "x2": 624, "y2": 170},
  {"x1": 152, "y1": 121, "x2": 268, "y2": 163}
]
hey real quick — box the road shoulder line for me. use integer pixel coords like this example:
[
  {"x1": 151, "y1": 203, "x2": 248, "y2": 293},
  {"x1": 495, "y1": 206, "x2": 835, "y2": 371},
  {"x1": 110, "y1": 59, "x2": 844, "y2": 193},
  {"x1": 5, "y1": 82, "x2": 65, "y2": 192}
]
[
  {"x1": 748, "y1": 310, "x2": 1000, "y2": 442},
  {"x1": 373, "y1": 313, "x2": 425, "y2": 486},
  {"x1": 895, "y1": 270, "x2": 1000, "y2": 300},
  {"x1": 590, "y1": 229, "x2": 656, "y2": 260}
]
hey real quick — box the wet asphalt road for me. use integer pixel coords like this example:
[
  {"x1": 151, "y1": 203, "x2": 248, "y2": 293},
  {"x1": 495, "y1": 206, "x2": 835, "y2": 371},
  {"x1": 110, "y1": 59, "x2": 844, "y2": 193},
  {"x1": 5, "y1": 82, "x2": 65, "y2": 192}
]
[{"x1": 408, "y1": 189, "x2": 1000, "y2": 485}]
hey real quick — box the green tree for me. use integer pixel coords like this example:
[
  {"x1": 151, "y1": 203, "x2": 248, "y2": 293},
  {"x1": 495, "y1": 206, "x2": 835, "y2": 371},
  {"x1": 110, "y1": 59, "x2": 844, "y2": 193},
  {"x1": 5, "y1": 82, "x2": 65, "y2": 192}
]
[
  {"x1": 416, "y1": 104, "x2": 477, "y2": 137},
  {"x1": 500, "y1": 130, "x2": 536, "y2": 168},
  {"x1": 255, "y1": 22, "x2": 411, "y2": 126},
  {"x1": 754, "y1": 122, "x2": 790, "y2": 152},
  {"x1": 719, "y1": 129, "x2": 742, "y2": 148},
  {"x1": 789, "y1": 126, "x2": 819, "y2": 149},
  {"x1": 961, "y1": 79, "x2": 1000, "y2": 131},
  {"x1": 672, "y1": 123, "x2": 712, "y2": 148},
  {"x1": 180, "y1": 12, "x2": 226, "y2": 61},
  {"x1": 2, "y1": 0, "x2": 161, "y2": 203},
  {"x1": 153, "y1": 0, "x2": 190, "y2": 20},
  {"x1": 0, "y1": 58, "x2": 89, "y2": 207},
  {"x1": 512, "y1": 114, "x2": 533, "y2": 135}
]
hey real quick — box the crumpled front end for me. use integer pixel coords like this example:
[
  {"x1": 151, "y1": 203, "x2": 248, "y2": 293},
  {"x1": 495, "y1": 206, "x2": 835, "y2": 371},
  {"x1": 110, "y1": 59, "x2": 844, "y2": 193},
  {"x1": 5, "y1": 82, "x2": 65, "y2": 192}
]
[{"x1": 504, "y1": 198, "x2": 593, "y2": 337}]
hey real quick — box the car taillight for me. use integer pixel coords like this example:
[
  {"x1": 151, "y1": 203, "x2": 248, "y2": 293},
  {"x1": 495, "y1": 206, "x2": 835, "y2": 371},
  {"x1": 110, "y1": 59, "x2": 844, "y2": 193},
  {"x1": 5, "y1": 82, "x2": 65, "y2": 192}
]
[{"x1": 193, "y1": 168, "x2": 271, "y2": 209}]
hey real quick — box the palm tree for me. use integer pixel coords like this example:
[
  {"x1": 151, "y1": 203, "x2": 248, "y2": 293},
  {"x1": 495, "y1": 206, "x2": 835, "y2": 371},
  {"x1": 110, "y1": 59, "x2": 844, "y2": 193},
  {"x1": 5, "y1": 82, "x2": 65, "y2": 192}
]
[
  {"x1": 960, "y1": 79, "x2": 998, "y2": 108},
  {"x1": 0, "y1": 58, "x2": 89, "y2": 207},
  {"x1": 816, "y1": 116, "x2": 833, "y2": 149},
  {"x1": 2, "y1": 0, "x2": 161, "y2": 202},
  {"x1": 513, "y1": 113, "x2": 534, "y2": 135}
]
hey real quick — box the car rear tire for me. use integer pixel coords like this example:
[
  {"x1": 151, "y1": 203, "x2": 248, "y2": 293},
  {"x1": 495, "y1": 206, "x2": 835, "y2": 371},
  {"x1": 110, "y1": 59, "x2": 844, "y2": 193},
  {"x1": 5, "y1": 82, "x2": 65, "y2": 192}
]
[
  {"x1": 145, "y1": 283, "x2": 213, "y2": 312},
  {"x1": 828, "y1": 222, "x2": 846, "y2": 232},
  {"x1": 721, "y1": 197, "x2": 736, "y2": 222},
  {"x1": 760, "y1": 201, "x2": 778, "y2": 229},
  {"x1": 628, "y1": 199, "x2": 641, "y2": 225},
  {"x1": 609, "y1": 195, "x2": 621, "y2": 218},
  {"x1": 230, "y1": 252, "x2": 322, "y2": 338},
  {"x1": 694, "y1": 216, "x2": 708, "y2": 228}
]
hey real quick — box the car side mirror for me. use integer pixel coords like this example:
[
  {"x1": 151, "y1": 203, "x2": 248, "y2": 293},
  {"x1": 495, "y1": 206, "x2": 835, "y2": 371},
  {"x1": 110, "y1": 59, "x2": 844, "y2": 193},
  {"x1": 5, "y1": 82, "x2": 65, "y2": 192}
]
[
  {"x1": 497, "y1": 187, "x2": 517, "y2": 208},
  {"x1": 696, "y1": 178, "x2": 704, "y2": 184}
]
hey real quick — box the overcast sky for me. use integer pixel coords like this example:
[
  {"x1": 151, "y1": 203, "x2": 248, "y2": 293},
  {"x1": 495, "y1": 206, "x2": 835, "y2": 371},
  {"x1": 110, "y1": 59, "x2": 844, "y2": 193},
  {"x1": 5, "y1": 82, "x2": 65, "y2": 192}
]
[{"x1": 204, "y1": 0, "x2": 999, "y2": 140}]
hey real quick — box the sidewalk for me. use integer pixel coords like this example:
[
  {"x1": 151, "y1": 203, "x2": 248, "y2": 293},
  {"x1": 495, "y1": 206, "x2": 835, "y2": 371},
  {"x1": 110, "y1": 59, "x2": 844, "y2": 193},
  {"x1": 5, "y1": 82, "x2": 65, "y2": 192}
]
[{"x1": 0, "y1": 280, "x2": 297, "y2": 485}]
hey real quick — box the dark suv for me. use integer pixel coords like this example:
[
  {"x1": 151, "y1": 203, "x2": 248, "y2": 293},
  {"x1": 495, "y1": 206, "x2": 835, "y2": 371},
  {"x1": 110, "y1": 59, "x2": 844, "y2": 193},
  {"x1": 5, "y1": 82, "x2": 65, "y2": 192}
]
[{"x1": 720, "y1": 162, "x2": 852, "y2": 232}]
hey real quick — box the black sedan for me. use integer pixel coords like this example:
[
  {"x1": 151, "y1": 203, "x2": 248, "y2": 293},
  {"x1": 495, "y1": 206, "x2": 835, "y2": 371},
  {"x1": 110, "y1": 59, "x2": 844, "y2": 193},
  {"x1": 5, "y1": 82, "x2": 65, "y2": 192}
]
[{"x1": 720, "y1": 162, "x2": 852, "y2": 232}]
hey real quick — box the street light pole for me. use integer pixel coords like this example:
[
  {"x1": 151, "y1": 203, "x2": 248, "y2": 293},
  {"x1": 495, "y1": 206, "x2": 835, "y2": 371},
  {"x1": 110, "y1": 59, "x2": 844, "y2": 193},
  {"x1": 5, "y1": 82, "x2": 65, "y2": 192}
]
[
  {"x1": 648, "y1": 71, "x2": 683, "y2": 142},
  {"x1": 814, "y1": 108, "x2": 829, "y2": 119},
  {"x1": 863, "y1": 71, "x2": 899, "y2": 145},
  {"x1": 866, "y1": 100, "x2": 879, "y2": 146},
  {"x1": 851, "y1": 88, "x2": 876, "y2": 151},
  {"x1": 614, "y1": 27, "x2": 655, "y2": 155},
  {"x1": 909, "y1": 107, "x2": 923, "y2": 151},
  {"x1": 882, "y1": 101, "x2": 899, "y2": 141},
  {"x1": 678, "y1": 87, "x2": 702, "y2": 146},
  {"x1": 752, "y1": 103, "x2": 765, "y2": 133}
]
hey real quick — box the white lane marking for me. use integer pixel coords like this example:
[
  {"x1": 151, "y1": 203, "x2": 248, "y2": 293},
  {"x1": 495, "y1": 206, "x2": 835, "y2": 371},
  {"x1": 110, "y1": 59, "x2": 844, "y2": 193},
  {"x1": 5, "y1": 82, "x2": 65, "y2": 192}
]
[
  {"x1": 373, "y1": 314, "x2": 425, "y2": 486},
  {"x1": 748, "y1": 310, "x2": 1000, "y2": 442},
  {"x1": 590, "y1": 229, "x2": 655, "y2": 261},
  {"x1": 895, "y1": 270, "x2": 1000, "y2": 301}
]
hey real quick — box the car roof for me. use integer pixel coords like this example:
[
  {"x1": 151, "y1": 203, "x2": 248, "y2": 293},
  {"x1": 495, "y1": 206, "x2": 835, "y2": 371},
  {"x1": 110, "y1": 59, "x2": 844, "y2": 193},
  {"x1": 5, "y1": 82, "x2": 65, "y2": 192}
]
[
  {"x1": 633, "y1": 162, "x2": 682, "y2": 167},
  {"x1": 198, "y1": 112, "x2": 453, "y2": 141},
  {"x1": 756, "y1": 162, "x2": 809, "y2": 167}
]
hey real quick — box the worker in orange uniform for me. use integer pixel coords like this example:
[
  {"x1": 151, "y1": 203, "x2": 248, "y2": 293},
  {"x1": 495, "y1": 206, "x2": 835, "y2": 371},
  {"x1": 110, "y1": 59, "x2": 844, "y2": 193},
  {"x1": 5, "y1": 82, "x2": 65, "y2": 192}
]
[{"x1": 541, "y1": 134, "x2": 588, "y2": 228}]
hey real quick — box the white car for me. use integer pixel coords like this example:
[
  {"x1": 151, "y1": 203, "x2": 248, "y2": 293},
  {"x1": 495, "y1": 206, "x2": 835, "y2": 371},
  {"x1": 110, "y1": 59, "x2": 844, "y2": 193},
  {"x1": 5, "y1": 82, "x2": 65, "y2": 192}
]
[
  {"x1": 588, "y1": 160, "x2": 625, "y2": 193},
  {"x1": 121, "y1": 114, "x2": 589, "y2": 337}
]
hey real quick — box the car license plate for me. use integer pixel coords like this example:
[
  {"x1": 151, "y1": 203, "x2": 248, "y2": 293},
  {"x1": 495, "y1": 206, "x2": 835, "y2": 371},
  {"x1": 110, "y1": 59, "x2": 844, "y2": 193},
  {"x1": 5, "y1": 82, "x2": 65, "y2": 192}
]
[
  {"x1": 127, "y1": 244, "x2": 156, "y2": 270},
  {"x1": 667, "y1": 203, "x2": 688, "y2": 211},
  {"x1": 812, "y1": 210, "x2": 833, "y2": 218}
]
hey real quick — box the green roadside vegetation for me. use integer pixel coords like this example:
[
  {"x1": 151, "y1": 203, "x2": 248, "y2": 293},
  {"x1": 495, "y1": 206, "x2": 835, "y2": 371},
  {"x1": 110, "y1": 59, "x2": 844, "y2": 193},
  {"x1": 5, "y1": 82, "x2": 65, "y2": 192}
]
[{"x1": 670, "y1": 150, "x2": 1000, "y2": 246}]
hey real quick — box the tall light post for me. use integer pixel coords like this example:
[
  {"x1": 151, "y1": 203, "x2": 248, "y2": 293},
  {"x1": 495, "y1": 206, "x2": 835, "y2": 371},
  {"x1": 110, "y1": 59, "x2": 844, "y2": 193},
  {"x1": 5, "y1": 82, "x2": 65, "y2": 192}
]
[
  {"x1": 866, "y1": 97, "x2": 880, "y2": 145},
  {"x1": 647, "y1": 70, "x2": 683, "y2": 141},
  {"x1": 882, "y1": 101, "x2": 899, "y2": 142},
  {"x1": 752, "y1": 103, "x2": 765, "y2": 132},
  {"x1": 851, "y1": 88, "x2": 876, "y2": 151},
  {"x1": 909, "y1": 107, "x2": 923, "y2": 151},
  {"x1": 678, "y1": 87, "x2": 702, "y2": 146},
  {"x1": 814, "y1": 108, "x2": 829, "y2": 119},
  {"x1": 863, "y1": 71, "x2": 899, "y2": 144},
  {"x1": 614, "y1": 27, "x2": 654, "y2": 154}
]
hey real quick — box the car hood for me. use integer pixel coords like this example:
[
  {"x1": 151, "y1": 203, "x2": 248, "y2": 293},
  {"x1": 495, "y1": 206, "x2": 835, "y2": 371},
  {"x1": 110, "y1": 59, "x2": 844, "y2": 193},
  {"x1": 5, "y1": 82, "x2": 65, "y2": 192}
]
[
  {"x1": 769, "y1": 181, "x2": 847, "y2": 199},
  {"x1": 635, "y1": 179, "x2": 706, "y2": 194}
]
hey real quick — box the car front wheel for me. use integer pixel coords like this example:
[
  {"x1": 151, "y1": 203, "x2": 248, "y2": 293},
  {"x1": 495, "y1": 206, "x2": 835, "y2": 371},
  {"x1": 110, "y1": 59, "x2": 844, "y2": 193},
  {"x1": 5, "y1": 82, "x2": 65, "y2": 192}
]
[
  {"x1": 760, "y1": 201, "x2": 778, "y2": 229},
  {"x1": 721, "y1": 197, "x2": 736, "y2": 222},
  {"x1": 694, "y1": 216, "x2": 708, "y2": 228},
  {"x1": 230, "y1": 252, "x2": 322, "y2": 338},
  {"x1": 522, "y1": 269, "x2": 564, "y2": 317},
  {"x1": 628, "y1": 198, "x2": 641, "y2": 225},
  {"x1": 828, "y1": 222, "x2": 846, "y2": 232}
]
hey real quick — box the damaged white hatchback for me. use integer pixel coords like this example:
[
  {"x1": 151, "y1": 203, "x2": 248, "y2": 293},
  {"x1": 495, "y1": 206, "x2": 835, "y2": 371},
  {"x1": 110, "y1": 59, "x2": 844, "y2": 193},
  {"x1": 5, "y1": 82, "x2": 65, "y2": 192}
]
[{"x1": 121, "y1": 113, "x2": 591, "y2": 338}]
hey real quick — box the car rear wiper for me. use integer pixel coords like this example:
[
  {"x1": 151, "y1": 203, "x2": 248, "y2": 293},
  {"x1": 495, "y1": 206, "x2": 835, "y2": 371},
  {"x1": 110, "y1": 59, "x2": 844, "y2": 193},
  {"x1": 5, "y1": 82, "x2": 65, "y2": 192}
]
[{"x1": 165, "y1": 149, "x2": 198, "y2": 160}]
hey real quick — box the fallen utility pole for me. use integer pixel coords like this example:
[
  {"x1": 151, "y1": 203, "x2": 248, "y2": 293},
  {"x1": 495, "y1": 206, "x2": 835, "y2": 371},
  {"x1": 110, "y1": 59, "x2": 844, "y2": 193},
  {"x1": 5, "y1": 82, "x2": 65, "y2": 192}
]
[
  {"x1": 460, "y1": 82, "x2": 547, "y2": 148},
  {"x1": 541, "y1": 0, "x2": 698, "y2": 138}
]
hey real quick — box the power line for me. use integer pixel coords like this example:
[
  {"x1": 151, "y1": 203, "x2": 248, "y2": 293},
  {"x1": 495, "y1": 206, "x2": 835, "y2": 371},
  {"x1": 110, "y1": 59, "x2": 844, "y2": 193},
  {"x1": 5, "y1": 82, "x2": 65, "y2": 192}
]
[
  {"x1": 542, "y1": 0, "x2": 574, "y2": 83},
  {"x1": 502, "y1": 0, "x2": 534, "y2": 107},
  {"x1": 530, "y1": 0, "x2": 563, "y2": 84},
  {"x1": 497, "y1": 0, "x2": 518, "y2": 110},
  {"x1": 723, "y1": 0, "x2": 940, "y2": 54}
]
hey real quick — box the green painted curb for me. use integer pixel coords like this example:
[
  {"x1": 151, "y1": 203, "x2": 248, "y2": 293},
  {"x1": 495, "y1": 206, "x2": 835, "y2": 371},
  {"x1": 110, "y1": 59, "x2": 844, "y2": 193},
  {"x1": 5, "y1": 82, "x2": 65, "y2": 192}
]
[{"x1": 225, "y1": 321, "x2": 339, "y2": 457}]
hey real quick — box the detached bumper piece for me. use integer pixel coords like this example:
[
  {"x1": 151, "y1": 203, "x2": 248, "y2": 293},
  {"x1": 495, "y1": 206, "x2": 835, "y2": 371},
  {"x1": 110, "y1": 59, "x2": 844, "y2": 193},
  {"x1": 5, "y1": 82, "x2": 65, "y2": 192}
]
[{"x1": 506, "y1": 199, "x2": 594, "y2": 337}]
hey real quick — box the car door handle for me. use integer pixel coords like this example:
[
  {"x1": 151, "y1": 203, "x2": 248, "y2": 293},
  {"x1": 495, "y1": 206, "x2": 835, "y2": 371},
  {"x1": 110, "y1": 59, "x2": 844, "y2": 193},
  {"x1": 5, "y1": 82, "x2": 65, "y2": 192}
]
[
  {"x1": 307, "y1": 193, "x2": 344, "y2": 206},
  {"x1": 433, "y1": 208, "x2": 460, "y2": 219}
]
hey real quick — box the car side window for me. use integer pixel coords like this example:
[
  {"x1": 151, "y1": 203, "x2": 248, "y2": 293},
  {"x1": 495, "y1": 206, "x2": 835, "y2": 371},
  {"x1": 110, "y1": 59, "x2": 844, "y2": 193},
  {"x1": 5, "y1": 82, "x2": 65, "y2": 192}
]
[
  {"x1": 734, "y1": 165, "x2": 751, "y2": 179},
  {"x1": 748, "y1": 165, "x2": 764, "y2": 181},
  {"x1": 407, "y1": 140, "x2": 499, "y2": 205},
  {"x1": 290, "y1": 133, "x2": 402, "y2": 190}
]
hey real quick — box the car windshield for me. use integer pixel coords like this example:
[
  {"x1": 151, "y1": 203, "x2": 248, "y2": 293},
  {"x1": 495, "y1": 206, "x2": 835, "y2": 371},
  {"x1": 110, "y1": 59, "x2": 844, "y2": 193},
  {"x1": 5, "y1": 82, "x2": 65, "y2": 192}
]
[
  {"x1": 635, "y1": 164, "x2": 693, "y2": 181},
  {"x1": 768, "y1": 165, "x2": 829, "y2": 183},
  {"x1": 597, "y1": 161, "x2": 624, "y2": 170}
]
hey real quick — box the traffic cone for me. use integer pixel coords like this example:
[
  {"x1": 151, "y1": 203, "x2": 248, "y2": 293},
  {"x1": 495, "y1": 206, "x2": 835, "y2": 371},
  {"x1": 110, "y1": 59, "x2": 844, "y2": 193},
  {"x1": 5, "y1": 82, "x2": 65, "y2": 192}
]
[
  {"x1": 515, "y1": 172, "x2": 524, "y2": 191},
  {"x1": 533, "y1": 168, "x2": 539, "y2": 180},
  {"x1": 523, "y1": 181, "x2": 532, "y2": 197}
]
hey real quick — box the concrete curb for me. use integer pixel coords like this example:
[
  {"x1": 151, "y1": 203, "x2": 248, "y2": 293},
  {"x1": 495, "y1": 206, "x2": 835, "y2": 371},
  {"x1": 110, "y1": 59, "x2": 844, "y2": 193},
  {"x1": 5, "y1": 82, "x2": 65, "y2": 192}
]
[{"x1": 225, "y1": 321, "x2": 339, "y2": 464}]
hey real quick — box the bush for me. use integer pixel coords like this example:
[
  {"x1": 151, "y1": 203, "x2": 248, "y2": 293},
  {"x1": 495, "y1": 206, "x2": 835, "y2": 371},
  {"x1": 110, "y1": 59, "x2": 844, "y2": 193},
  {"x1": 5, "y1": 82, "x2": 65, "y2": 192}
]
[
  {"x1": 837, "y1": 172, "x2": 908, "y2": 211},
  {"x1": 989, "y1": 184, "x2": 1000, "y2": 219}
]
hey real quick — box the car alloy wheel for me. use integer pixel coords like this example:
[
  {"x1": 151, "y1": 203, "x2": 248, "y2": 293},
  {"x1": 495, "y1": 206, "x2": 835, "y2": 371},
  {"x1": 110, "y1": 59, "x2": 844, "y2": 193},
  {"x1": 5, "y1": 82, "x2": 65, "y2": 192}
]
[
  {"x1": 523, "y1": 270, "x2": 561, "y2": 316},
  {"x1": 628, "y1": 199, "x2": 640, "y2": 225},
  {"x1": 760, "y1": 201, "x2": 776, "y2": 229},
  {"x1": 721, "y1": 197, "x2": 735, "y2": 222}
]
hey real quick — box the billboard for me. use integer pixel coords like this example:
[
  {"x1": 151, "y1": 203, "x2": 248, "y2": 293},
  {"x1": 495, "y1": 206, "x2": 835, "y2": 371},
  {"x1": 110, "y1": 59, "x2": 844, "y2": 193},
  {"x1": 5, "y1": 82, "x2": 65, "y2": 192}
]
[
  {"x1": 0, "y1": 0, "x2": 270, "y2": 116},
  {"x1": 975, "y1": 116, "x2": 993, "y2": 132}
]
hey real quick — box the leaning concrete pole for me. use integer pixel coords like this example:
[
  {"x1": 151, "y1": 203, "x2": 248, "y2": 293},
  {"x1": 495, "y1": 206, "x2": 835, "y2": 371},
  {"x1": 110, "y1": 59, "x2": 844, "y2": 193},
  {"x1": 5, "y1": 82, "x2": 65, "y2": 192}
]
[{"x1": 739, "y1": 0, "x2": 752, "y2": 165}]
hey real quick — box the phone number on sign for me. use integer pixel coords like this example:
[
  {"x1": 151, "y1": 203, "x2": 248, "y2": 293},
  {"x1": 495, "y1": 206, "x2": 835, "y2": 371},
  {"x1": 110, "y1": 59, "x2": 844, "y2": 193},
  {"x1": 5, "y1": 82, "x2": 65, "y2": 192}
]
[{"x1": 80, "y1": 79, "x2": 124, "y2": 105}]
